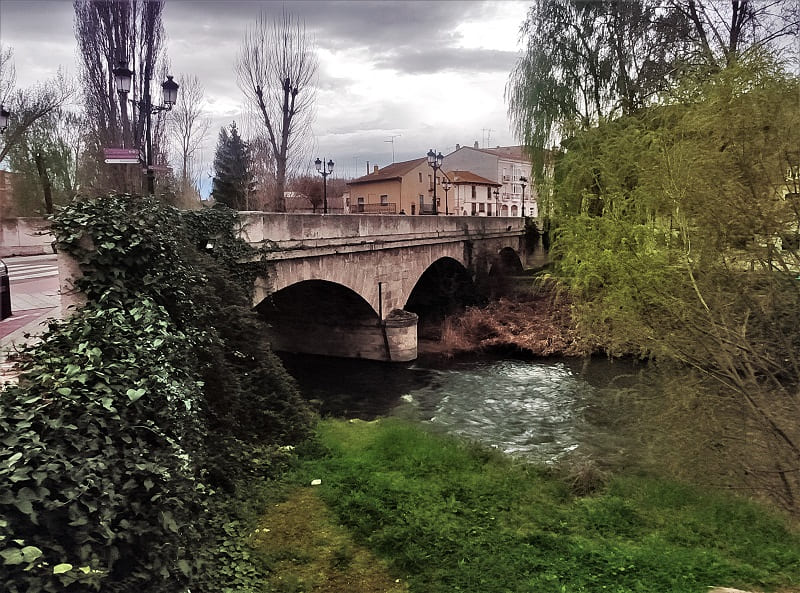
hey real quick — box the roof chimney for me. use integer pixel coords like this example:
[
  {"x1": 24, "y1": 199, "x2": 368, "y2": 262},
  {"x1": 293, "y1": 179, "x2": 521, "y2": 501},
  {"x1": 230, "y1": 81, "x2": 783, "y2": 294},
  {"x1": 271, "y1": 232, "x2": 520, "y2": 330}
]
[
  {"x1": 456, "y1": 143, "x2": 460, "y2": 150},
  {"x1": 374, "y1": 165, "x2": 379, "y2": 174},
  {"x1": 474, "y1": 141, "x2": 479, "y2": 149}
]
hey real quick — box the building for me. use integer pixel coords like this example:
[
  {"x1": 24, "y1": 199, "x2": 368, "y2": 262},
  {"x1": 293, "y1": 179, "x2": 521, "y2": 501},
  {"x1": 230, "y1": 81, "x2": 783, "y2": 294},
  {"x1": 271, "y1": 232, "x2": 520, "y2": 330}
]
[
  {"x1": 347, "y1": 157, "x2": 441, "y2": 215},
  {"x1": 443, "y1": 143, "x2": 536, "y2": 217},
  {"x1": 445, "y1": 171, "x2": 502, "y2": 217}
]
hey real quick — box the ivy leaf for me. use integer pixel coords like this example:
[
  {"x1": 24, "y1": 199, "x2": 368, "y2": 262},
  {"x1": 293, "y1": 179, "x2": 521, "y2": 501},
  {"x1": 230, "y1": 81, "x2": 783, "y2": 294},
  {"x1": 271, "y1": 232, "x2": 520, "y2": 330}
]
[
  {"x1": 21, "y1": 546, "x2": 43, "y2": 563},
  {"x1": 126, "y1": 388, "x2": 146, "y2": 402},
  {"x1": 0, "y1": 548, "x2": 23, "y2": 565},
  {"x1": 53, "y1": 563, "x2": 73, "y2": 574}
]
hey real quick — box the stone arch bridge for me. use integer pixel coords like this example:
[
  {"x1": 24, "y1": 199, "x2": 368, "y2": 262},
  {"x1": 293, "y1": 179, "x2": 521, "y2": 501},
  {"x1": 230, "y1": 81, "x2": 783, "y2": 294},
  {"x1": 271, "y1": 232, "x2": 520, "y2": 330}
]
[{"x1": 239, "y1": 213, "x2": 526, "y2": 362}]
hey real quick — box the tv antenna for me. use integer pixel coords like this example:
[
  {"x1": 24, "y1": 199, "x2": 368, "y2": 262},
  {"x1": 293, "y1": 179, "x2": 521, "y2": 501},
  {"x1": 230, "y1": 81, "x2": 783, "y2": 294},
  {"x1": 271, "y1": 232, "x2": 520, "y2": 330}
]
[
  {"x1": 482, "y1": 128, "x2": 494, "y2": 148},
  {"x1": 385, "y1": 134, "x2": 401, "y2": 162}
]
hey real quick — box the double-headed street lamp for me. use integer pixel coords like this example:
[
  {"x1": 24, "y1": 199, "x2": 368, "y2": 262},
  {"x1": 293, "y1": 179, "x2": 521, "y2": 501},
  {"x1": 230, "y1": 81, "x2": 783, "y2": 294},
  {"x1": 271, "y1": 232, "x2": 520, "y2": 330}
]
[
  {"x1": 493, "y1": 188, "x2": 500, "y2": 216},
  {"x1": 441, "y1": 178, "x2": 451, "y2": 216},
  {"x1": 520, "y1": 175, "x2": 528, "y2": 217},
  {"x1": 0, "y1": 105, "x2": 10, "y2": 133},
  {"x1": 426, "y1": 149, "x2": 443, "y2": 215},
  {"x1": 112, "y1": 60, "x2": 179, "y2": 195},
  {"x1": 315, "y1": 157, "x2": 334, "y2": 214}
]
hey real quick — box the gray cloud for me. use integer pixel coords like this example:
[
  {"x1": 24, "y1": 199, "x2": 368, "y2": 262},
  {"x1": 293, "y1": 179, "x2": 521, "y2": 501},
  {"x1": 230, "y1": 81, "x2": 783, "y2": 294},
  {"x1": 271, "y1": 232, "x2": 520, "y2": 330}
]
[{"x1": 373, "y1": 47, "x2": 520, "y2": 74}]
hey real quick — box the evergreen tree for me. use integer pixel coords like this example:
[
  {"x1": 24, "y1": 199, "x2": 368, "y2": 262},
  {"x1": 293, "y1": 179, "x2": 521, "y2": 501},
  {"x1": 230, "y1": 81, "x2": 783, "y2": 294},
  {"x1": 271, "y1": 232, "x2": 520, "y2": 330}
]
[{"x1": 211, "y1": 122, "x2": 254, "y2": 210}]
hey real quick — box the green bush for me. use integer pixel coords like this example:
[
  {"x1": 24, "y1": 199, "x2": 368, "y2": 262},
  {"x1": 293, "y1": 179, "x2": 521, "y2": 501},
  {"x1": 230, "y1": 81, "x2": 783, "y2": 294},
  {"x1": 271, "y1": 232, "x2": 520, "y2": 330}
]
[{"x1": 0, "y1": 298, "x2": 203, "y2": 592}]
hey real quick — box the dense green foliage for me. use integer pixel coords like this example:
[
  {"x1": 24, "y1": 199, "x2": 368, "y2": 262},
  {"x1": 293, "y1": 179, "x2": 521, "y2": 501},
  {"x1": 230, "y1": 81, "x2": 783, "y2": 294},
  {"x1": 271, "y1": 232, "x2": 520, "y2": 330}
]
[
  {"x1": 545, "y1": 57, "x2": 800, "y2": 510},
  {"x1": 299, "y1": 419, "x2": 800, "y2": 593},
  {"x1": 0, "y1": 195, "x2": 312, "y2": 591}
]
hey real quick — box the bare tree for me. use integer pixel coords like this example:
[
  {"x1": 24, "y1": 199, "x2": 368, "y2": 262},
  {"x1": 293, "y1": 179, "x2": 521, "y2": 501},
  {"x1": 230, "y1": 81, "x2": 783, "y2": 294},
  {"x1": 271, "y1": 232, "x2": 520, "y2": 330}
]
[
  {"x1": 169, "y1": 74, "x2": 208, "y2": 206},
  {"x1": 0, "y1": 47, "x2": 73, "y2": 165},
  {"x1": 236, "y1": 10, "x2": 318, "y2": 211},
  {"x1": 671, "y1": 0, "x2": 800, "y2": 69},
  {"x1": 73, "y1": 0, "x2": 167, "y2": 194}
]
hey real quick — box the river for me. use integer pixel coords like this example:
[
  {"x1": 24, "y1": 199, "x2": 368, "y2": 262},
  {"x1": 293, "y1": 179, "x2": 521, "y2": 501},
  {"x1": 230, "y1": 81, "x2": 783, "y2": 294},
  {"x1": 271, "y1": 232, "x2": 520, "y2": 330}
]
[{"x1": 279, "y1": 353, "x2": 653, "y2": 467}]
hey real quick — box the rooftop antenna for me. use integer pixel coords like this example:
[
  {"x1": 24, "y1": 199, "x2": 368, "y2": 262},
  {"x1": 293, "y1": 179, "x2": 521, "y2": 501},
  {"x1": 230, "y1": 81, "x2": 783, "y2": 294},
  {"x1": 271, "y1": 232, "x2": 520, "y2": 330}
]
[
  {"x1": 385, "y1": 134, "x2": 401, "y2": 162},
  {"x1": 482, "y1": 128, "x2": 494, "y2": 148}
]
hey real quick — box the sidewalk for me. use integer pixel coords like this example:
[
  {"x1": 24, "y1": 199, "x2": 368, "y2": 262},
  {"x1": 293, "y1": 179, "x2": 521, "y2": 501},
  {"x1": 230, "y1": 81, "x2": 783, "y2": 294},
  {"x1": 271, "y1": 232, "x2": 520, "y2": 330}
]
[{"x1": 0, "y1": 272, "x2": 62, "y2": 385}]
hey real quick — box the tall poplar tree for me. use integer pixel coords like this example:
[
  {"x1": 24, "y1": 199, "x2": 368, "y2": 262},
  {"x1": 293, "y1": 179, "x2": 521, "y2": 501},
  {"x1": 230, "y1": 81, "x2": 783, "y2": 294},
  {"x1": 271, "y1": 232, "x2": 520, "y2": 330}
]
[
  {"x1": 211, "y1": 122, "x2": 254, "y2": 211},
  {"x1": 74, "y1": 0, "x2": 168, "y2": 194},
  {"x1": 236, "y1": 10, "x2": 317, "y2": 211}
]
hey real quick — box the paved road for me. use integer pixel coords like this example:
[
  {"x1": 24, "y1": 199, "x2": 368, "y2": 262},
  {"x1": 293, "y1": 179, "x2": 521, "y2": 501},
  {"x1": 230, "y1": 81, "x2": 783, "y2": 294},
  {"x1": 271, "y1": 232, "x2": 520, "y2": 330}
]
[{"x1": 1, "y1": 254, "x2": 62, "y2": 370}]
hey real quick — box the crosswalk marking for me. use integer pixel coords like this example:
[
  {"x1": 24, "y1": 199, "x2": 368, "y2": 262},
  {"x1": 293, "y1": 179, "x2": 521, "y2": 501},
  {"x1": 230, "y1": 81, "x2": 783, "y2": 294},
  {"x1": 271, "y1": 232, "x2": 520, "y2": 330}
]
[{"x1": 5, "y1": 259, "x2": 59, "y2": 281}]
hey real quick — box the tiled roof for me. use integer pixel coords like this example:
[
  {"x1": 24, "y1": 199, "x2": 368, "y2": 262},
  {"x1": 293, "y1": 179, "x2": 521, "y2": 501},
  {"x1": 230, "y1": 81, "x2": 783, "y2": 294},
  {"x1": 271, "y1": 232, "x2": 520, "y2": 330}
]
[
  {"x1": 348, "y1": 157, "x2": 427, "y2": 185},
  {"x1": 445, "y1": 170, "x2": 501, "y2": 186},
  {"x1": 473, "y1": 145, "x2": 528, "y2": 160}
]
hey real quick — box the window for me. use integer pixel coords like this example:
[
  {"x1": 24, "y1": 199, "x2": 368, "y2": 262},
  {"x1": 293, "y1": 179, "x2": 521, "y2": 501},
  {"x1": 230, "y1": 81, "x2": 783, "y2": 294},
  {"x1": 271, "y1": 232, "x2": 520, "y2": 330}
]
[
  {"x1": 479, "y1": 203, "x2": 485, "y2": 213},
  {"x1": 471, "y1": 185, "x2": 477, "y2": 199},
  {"x1": 487, "y1": 204, "x2": 492, "y2": 216},
  {"x1": 357, "y1": 196, "x2": 365, "y2": 213},
  {"x1": 471, "y1": 203, "x2": 477, "y2": 215},
  {"x1": 487, "y1": 187, "x2": 491, "y2": 200},
  {"x1": 419, "y1": 172, "x2": 423, "y2": 183},
  {"x1": 380, "y1": 194, "x2": 388, "y2": 205}
]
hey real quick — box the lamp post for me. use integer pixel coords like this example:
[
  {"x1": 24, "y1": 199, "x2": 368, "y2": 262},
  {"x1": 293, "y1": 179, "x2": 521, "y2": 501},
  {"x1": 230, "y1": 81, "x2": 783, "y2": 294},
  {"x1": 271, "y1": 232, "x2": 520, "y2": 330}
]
[
  {"x1": 315, "y1": 157, "x2": 334, "y2": 214},
  {"x1": 520, "y1": 175, "x2": 528, "y2": 217},
  {"x1": 426, "y1": 148, "x2": 443, "y2": 215},
  {"x1": 0, "y1": 105, "x2": 10, "y2": 133},
  {"x1": 112, "y1": 60, "x2": 179, "y2": 195},
  {"x1": 493, "y1": 188, "x2": 500, "y2": 216},
  {"x1": 441, "y1": 178, "x2": 451, "y2": 215}
]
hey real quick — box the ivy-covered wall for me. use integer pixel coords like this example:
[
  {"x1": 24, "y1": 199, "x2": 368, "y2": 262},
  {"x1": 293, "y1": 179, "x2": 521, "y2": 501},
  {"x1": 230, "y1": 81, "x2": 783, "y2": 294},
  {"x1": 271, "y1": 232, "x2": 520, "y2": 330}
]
[{"x1": 0, "y1": 195, "x2": 313, "y2": 592}]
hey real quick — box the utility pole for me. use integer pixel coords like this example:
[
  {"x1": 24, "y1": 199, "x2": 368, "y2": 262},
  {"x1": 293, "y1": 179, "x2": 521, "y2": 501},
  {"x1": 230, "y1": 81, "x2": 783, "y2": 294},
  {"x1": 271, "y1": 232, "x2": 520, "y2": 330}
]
[{"x1": 385, "y1": 134, "x2": 401, "y2": 162}]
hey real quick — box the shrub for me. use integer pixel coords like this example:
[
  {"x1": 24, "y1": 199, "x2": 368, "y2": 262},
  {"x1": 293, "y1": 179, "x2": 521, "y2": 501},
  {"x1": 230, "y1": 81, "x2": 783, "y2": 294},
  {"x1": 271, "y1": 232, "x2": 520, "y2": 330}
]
[{"x1": 1, "y1": 195, "x2": 313, "y2": 591}]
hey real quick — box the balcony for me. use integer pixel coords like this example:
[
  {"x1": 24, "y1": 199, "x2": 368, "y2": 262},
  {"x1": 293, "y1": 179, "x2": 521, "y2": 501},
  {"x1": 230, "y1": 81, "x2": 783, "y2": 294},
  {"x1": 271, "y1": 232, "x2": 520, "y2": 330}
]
[{"x1": 357, "y1": 203, "x2": 397, "y2": 214}]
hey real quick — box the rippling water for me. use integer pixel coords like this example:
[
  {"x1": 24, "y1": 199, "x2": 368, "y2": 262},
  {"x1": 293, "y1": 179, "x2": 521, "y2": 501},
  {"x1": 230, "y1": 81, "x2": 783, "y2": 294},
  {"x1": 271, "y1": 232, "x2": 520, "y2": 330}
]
[{"x1": 279, "y1": 353, "x2": 647, "y2": 463}]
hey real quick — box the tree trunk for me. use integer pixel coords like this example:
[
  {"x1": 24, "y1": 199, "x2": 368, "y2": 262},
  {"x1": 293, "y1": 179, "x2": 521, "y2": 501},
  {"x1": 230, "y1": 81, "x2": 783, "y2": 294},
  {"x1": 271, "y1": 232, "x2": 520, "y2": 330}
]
[{"x1": 33, "y1": 150, "x2": 54, "y2": 214}]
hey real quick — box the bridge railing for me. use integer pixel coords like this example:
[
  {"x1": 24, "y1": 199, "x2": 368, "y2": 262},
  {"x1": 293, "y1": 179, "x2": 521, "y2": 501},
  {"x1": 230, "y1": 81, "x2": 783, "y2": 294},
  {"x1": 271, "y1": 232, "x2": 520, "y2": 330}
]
[{"x1": 237, "y1": 212, "x2": 524, "y2": 249}]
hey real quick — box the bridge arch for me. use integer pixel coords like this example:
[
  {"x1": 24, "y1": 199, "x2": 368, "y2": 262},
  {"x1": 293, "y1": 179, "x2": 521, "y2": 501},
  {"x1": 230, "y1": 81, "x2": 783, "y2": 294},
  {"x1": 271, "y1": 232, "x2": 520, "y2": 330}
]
[{"x1": 256, "y1": 279, "x2": 401, "y2": 360}]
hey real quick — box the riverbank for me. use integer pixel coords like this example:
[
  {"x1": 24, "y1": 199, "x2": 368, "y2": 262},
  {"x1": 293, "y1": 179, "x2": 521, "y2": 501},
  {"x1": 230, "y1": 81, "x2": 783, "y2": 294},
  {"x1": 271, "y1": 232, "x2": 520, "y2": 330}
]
[
  {"x1": 265, "y1": 418, "x2": 800, "y2": 593},
  {"x1": 425, "y1": 279, "x2": 590, "y2": 358}
]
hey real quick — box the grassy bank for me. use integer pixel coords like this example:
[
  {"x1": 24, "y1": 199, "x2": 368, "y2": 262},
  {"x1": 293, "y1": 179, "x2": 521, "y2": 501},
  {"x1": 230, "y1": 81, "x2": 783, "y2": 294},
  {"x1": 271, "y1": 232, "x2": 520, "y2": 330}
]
[{"x1": 281, "y1": 418, "x2": 800, "y2": 593}]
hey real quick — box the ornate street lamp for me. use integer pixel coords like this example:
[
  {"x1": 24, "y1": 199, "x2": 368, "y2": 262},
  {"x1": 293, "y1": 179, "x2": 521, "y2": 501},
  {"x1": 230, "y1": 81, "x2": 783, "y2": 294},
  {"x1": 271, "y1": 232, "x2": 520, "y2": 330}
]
[
  {"x1": 426, "y1": 148, "x2": 443, "y2": 215},
  {"x1": 520, "y1": 176, "x2": 528, "y2": 217},
  {"x1": 113, "y1": 59, "x2": 179, "y2": 195},
  {"x1": 315, "y1": 157, "x2": 334, "y2": 214},
  {"x1": 0, "y1": 104, "x2": 10, "y2": 134},
  {"x1": 493, "y1": 188, "x2": 500, "y2": 216},
  {"x1": 441, "y1": 178, "x2": 451, "y2": 216}
]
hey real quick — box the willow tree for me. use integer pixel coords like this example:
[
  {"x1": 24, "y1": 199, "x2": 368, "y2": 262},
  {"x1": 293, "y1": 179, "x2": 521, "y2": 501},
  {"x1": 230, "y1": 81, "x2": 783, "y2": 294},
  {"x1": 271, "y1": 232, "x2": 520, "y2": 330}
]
[
  {"x1": 236, "y1": 10, "x2": 317, "y2": 212},
  {"x1": 73, "y1": 0, "x2": 167, "y2": 194},
  {"x1": 507, "y1": 0, "x2": 799, "y2": 186},
  {"x1": 553, "y1": 59, "x2": 800, "y2": 511}
]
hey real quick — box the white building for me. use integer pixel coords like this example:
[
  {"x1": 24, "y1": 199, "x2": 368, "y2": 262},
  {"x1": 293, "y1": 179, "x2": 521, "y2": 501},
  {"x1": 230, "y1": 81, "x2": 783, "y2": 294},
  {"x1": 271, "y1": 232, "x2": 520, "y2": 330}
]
[
  {"x1": 444, "y1": 171, "x2": 502, "y2": 217},
  {"x1": 442, "y1": 143, "x2": 536, "y2": 218}
]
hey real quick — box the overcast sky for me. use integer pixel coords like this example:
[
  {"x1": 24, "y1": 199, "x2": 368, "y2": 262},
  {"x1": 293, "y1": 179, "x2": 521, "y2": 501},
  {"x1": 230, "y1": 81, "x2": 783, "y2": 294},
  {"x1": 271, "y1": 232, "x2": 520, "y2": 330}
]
[{"x1": 0, "y1": 0, "x2": 529, "y2": 191}]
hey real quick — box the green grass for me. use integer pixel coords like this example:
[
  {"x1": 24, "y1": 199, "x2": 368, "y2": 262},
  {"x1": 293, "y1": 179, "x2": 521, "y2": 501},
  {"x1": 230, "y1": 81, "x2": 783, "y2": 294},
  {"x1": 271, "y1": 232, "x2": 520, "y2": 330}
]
[{"x1": 292, "y1": 418, "x2": 800, "y2": 593}]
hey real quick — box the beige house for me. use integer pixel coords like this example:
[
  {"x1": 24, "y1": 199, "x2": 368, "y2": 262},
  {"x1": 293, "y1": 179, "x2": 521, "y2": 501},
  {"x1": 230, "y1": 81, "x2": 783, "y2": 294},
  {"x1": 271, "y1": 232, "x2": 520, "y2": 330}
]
[{"x1": 347, "y1": 157, "x2": 443, "y2": 215}]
